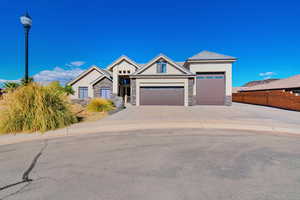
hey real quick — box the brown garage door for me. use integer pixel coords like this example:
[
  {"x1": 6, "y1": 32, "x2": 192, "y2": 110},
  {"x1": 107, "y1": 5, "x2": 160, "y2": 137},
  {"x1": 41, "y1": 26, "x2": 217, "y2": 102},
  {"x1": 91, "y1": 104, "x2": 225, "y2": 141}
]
[
  {"x1": 140, "y1": 86, "x2": 184, "y2": 106},
  {"x1": 196, "y1": 73, "x2": 225, "y2": 105}
]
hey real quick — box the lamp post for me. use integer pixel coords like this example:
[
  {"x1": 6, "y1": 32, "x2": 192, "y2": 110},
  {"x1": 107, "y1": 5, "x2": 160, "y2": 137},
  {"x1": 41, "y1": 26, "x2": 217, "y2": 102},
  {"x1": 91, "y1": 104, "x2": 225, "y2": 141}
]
[{"x1": 20, "y1": 12, "x2": 32, "y2": 84}]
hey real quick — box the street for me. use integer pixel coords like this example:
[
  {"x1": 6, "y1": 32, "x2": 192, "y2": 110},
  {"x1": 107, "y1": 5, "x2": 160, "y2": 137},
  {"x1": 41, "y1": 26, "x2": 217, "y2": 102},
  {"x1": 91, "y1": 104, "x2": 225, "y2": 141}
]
[{"x1": 1, "y1": 128, "x2": 300, "y2": 200}]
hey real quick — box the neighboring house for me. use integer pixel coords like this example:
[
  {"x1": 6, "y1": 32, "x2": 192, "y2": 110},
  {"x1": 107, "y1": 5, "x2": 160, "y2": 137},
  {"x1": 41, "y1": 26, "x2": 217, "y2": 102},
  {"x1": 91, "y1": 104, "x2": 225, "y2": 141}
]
[
  {"x1": 234, "y1": 74, "x2": 300, "y2": 94},
  {"x1": 68, "y1": 50, "x2": 237, "y2": 106}
]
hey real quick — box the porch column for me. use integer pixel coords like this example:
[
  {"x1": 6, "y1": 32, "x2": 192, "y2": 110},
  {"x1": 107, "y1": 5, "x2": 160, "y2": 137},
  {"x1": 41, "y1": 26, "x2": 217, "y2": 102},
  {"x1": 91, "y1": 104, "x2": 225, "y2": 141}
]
[{"x1": 113, "y1": 73, "x2": 119, "y2": 95}]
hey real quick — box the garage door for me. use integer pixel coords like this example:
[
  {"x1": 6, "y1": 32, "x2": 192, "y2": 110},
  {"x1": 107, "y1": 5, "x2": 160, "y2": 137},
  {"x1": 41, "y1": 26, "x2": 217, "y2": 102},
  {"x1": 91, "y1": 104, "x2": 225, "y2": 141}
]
[
  {"x1": 196, "y1": 73, "x2": 225, "y2": 105},
  {"x1": 140, "y1": 86, "x2": 184, "y2": 106}
]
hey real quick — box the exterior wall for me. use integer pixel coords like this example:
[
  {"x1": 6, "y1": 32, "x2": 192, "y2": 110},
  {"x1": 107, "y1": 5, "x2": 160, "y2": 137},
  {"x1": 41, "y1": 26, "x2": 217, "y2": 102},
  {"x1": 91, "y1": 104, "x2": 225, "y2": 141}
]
[
  {"x1": 188, "y1": 62, "x2": 232, "y2": 97},
  {"x1": 135, "y1": 78, "x2": 189, "y2": 106},
  {"x1": 93, "y1": 77, "x2": 113, "y2": 98},
  {"x1": 141, "y1": 62, "x2": 184, "y2": 75},
  {"x1": 112, "y1": 60, "x2": 138, "y2": 94},
  {"x1": 188, "y1": 62, "x2": 232, "y2": 105},
  {"x1": 70, "y1": 69, "x2": 103, "y2": 99}
]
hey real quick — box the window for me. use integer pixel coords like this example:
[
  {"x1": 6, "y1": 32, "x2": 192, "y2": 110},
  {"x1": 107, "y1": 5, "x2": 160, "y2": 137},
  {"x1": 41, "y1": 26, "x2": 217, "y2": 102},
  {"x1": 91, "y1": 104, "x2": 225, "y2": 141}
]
[
  {"x1": 100, "y1": 88, "x2": 111, "y2": 99},
  {"x1": 127, "y1": 70, "x2": 131, "y2": 74},
  {"x1": 157, "y1": 61, "x2": 167, "y2": 73},
  {"x1": 119, "y1": 70, "x2": 122, "y2": 74},
  {"x1": 78, "y1": 87, "x2": 88, "y2": 99}
]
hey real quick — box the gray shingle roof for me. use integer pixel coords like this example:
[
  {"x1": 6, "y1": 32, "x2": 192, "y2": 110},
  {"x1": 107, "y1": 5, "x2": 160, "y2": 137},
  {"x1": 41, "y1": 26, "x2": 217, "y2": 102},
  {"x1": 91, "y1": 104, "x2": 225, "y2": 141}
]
[{"x1": 188, "y1": 50, "x2": 236, "y2": 60}]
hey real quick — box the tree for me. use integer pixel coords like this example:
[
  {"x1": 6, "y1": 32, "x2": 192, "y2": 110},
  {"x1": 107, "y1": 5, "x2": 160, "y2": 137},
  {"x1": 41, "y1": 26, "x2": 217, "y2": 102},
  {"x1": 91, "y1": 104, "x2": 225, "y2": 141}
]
[
  {"x1": 63, "y1": 85, "x2": 75, "y2": 95},
  {"x1": 20, "y1": 77, "x2": 34, "y2": 85},
  {"x1": 3, "y1": 82, "x2": 21, "y2": 91},
  {"x1": 47, "y1": 81, "x2": 74, "y2": 96}
]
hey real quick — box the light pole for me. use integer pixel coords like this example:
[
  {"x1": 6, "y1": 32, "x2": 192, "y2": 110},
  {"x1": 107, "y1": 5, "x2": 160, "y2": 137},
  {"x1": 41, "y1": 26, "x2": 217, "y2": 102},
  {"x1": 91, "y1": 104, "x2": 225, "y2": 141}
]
[{"x1": 20, "y1": 12, "x2": 32, "y2": 84}]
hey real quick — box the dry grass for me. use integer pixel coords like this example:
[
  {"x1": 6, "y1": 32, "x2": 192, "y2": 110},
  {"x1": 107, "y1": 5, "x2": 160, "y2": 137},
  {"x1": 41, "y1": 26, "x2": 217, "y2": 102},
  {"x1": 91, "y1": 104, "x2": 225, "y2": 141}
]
[
  {"x1": 70, "y1": 103, "x2": 107, "y2": 122},
  {"x1": 87, "y1": 98, "x2": 114, "y2": 112},
  {"x1": 0, "y1": 83, "x2": 77, "y2": 134}
]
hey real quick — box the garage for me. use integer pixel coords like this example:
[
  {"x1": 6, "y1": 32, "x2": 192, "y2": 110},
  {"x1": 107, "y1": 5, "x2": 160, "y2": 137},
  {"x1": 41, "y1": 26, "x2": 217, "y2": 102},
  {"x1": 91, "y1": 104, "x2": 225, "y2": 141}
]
[
  {"x1": 196, "y1": 73, "x2": 225, "y2": 105},
  {"x1": 140, "y1": 86, "x2": 184, "y2": 105}
]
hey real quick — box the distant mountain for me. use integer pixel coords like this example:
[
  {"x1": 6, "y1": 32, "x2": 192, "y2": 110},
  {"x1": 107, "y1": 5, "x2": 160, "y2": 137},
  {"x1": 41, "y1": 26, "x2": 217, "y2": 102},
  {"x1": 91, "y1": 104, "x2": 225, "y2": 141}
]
[{"x1": 243, "y1": 79, "x2": 280, "y2": 87}]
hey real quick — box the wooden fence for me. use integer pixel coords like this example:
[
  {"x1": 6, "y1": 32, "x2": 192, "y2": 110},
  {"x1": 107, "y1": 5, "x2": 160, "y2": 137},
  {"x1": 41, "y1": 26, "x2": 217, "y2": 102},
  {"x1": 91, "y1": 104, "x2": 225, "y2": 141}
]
[{"x1": 232, "y1": 90, "x2": 300, "y2": 111}]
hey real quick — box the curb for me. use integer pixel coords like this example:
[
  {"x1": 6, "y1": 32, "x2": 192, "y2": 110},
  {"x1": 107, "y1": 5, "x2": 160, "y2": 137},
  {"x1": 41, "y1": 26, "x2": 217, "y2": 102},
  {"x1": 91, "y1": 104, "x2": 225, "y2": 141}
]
[{"x1": 0, "y1": 120, "x2": 299, "y2": 146}]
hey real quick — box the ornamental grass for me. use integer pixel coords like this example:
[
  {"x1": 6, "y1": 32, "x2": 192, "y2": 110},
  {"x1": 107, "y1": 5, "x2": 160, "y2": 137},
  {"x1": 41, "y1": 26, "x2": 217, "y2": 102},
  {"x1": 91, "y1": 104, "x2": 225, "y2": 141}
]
[
  {"x1": 0, "y1": 83, "x2": 77, "y2": 134},
  {"x1": 87, "y1": 98, "x2": 114, "y2": 112}
]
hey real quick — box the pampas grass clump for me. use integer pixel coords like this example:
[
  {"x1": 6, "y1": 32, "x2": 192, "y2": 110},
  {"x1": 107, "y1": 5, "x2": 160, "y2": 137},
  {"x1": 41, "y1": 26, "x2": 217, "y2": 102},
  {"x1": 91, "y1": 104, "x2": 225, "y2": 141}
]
[
  {"x1": 87, "y1": 98, "x2": 114, "y2": 112},
  {"x1": 0, "y1": 83, "x2": 77, "y2": 134}
]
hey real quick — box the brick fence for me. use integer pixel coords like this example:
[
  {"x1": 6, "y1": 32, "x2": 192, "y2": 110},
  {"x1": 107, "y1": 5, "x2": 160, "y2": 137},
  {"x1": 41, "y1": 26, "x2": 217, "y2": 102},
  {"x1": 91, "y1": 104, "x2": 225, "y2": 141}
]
[{"x1": 232, "y1": 90, "x2": 300, "y2": 111}]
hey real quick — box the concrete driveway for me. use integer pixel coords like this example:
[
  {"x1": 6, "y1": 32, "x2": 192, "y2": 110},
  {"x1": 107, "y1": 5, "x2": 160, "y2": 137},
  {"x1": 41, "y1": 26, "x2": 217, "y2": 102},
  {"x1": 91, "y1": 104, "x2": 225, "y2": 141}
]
[
  {"x1": 1, "y1": 128, "x2": 300, "y2": 200},
  {"x1": 105, "y1": 103, "x2": 300, "y2": 125},
  {"x1": 1, "y1": 103, "x2": 300, "y2": 146}
]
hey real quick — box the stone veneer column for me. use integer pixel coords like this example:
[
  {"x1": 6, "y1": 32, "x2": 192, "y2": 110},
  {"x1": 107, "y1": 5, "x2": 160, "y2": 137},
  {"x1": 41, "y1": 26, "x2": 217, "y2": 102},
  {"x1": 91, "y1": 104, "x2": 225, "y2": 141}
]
[
  {"x1": 188, "y1": 78, "x2": 195, "y2": 106},
  {"x1": 131, "y1": 79, "x2": 136, "y2": 105},
  {"x1": 225, "y1": 96, "x2": 232, "y2": 106}
]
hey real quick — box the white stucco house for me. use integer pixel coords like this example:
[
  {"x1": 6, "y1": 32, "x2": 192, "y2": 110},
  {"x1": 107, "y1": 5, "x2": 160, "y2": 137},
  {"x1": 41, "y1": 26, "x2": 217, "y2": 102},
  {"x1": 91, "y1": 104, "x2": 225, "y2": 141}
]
[{"x1": 68, "y1": 50, "x2": 237, "y2": 106}]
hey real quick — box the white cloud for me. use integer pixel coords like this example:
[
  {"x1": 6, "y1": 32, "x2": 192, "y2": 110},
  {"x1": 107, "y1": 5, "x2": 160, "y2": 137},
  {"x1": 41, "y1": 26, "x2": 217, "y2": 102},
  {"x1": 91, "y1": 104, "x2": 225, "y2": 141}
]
[
  {"x1": 0, "y1": 79, "x2": 20, "y2": 87},
  {"x1": 259, "y1": 72, "x2": 277, "y2": 77},
  {"x1": 66, "y1": 61, "x2": 86, "y2": 67},
  {"x1": 33, "y1": 67, "x2": 84, "y2": 85}
]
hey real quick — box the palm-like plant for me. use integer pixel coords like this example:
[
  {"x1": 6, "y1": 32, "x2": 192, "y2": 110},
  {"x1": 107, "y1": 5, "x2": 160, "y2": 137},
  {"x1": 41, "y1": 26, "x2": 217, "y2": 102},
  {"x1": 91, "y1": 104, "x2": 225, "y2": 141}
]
[{"x1": 3, "y1": 82, "x2": 21, "y2": 91}]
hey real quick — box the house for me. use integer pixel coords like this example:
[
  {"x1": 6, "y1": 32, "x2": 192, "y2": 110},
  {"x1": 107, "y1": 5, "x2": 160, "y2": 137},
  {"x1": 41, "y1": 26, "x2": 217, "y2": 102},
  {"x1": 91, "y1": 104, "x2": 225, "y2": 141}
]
[
  {"x1": 68, "y1": 50, "x2": 237, "y2": 106},
  {"x1": 234, "y1": 74, "x2": 300, "y2": 93}
]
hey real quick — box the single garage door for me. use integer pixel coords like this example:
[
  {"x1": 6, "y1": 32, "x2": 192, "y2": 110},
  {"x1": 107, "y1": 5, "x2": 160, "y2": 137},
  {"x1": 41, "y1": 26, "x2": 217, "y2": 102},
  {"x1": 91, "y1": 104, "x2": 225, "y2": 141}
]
[
  {"x1": 140, "y1": 86, "x2": 184, "y2": 106},
  {"x1": 196, "y1": 73, "x2": 225, "y2": 105}
]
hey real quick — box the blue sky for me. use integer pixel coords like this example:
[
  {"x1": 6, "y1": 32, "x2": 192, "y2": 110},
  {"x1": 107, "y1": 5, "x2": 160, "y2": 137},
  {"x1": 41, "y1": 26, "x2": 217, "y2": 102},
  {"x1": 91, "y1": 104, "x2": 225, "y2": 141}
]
[{"x1": 0, "y1": 0, "x2": 300, "y2": 86}]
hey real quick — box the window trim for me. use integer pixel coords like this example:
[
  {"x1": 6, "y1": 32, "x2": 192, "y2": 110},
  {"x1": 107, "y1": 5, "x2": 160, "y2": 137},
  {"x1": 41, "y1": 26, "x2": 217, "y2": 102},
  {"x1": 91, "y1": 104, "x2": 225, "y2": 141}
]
[
  {"x1": 78, "y1": 86, "x2": 88, "y2": 99},
  {"x1": 100, "y1": 88, "x2": 111, "y2": 99},
  {"x1": 157, "y1": 61, "x2": 167, "y2": 73}
]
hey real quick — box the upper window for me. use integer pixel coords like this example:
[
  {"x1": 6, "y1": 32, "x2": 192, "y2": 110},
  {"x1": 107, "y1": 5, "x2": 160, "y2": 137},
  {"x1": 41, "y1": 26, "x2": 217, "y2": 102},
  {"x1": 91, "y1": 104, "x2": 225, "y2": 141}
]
[
  {"x1": 78, "y1": 87, "x2": 88, "y2": 99},
  {"x1": 157, "y1": 61, "x2": 167, "y2": 73}
]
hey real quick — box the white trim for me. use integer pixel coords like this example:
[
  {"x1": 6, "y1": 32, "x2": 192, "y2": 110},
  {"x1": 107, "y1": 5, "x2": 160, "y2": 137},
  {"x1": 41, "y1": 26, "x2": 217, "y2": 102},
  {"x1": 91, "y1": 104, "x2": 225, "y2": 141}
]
[
  {"x1": 134, "y1": 54, "x2": 192, "y2": 75},
  {"x1": 136, "y1": 79, "x2": 189, "y2": 106},
  {"x1": 68, "y1": 65, "x2": 110, "y2": 86},
  {"x1": 107, "y1": 55, "x2": 140, "y2": 71}
]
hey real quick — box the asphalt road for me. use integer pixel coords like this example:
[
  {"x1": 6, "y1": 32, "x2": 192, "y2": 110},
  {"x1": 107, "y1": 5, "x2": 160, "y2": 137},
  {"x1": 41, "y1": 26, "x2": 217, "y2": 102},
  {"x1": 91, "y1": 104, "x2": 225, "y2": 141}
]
[{"x1": 1, "y1": 128, "x2": 300, "y2": 200}]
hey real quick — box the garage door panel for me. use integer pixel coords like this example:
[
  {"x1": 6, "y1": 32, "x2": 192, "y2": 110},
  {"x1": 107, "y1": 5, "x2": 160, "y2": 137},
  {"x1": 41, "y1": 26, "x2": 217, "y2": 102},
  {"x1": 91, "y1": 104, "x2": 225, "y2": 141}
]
[
  {"x1": 140, "y1": 86, "x2": 184, "y2": 106},
  {"x1": 196, "y1": 74, "x2": 225, "y2": 105}
]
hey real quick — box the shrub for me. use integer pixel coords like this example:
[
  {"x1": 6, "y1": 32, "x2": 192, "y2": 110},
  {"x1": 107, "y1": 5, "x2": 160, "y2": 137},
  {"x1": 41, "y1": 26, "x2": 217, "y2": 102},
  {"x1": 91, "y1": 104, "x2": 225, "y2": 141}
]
[
  {"x1": 87, "y1": 98, "x2": 114, "y2": 112},
  {"x1": 0, "y1": 83, "x2": 77, "y2": 134},
  {"x1": 47, "y1": 81, "x2": 75, "y2": 95}
]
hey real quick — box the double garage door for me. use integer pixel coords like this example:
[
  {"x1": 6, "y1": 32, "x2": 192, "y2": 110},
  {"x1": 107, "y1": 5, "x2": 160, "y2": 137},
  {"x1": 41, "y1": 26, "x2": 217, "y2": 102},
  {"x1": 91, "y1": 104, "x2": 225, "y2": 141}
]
[{"x1": 140, "y1": 86, "x2": 184, "y2": 106}]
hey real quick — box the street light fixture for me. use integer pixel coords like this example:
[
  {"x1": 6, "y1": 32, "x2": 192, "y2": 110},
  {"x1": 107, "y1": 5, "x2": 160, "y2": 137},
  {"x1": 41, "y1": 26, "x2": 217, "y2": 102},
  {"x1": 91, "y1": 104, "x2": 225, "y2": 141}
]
[{"x1": 20, "y1": 12, "x2": 32, "y2": 84}]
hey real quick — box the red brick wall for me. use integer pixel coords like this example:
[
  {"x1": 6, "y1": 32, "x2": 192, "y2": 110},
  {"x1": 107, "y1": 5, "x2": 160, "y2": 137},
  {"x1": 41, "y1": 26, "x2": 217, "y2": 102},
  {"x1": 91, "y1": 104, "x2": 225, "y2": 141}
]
[{"x1": 233, "y1": 90, "x2": 300, "y2": 111}]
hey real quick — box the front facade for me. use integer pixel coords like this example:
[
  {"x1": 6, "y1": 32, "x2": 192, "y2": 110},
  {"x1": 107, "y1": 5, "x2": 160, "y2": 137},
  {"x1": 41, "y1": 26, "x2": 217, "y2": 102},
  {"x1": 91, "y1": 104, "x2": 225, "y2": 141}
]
[{"x1": 69, "y1": 50, "x2": 236, "y2": 106}]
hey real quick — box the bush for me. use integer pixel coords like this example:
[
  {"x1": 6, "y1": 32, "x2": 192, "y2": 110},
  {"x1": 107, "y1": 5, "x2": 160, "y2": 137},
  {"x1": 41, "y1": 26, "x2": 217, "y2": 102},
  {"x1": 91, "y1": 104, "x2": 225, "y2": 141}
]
[
  {"x1": 0, "y1": 83, "x2": 77, "y2": 134},
  {"x1": 87, "y1": 98, "x2": 114, "y2": 112},
  {"x1": 47, "y1": 81, "x2": 75, "y2": 95}
]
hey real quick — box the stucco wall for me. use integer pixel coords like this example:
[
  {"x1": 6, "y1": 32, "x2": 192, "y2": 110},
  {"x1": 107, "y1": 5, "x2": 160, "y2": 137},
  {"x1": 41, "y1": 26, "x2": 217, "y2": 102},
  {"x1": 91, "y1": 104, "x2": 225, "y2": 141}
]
[
  {"x1": 188, "y1": 62, "x2": 232, "y2": 97},
  {"x1": 112, "y1": 60, "x2": 138, "y2": 94},
  {"x1": 70, "y1": 69, "x2": 103, "y2": 99},
  {"x1": 141, "y1": 62, "x2": 183, "y2": 75},
  {"x1": 135, "y1": 78, "x2": 189, "y2": 106}
]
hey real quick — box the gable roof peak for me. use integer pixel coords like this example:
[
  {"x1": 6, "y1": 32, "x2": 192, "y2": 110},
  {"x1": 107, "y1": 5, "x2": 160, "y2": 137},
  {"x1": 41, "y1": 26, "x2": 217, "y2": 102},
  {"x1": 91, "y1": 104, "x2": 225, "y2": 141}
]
[
  {"x1": 68, "y1": 64, "x2": 111, "y2": 85},
  {"x1": 133, "y1": 53, "x2": 192, "y2": 75},
  {"x1": 107, "y1": 55, "x2": 140, "y2": 71},
  {"x1": 188, "y1": 50, "x2": 236, "y2": 61}
]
